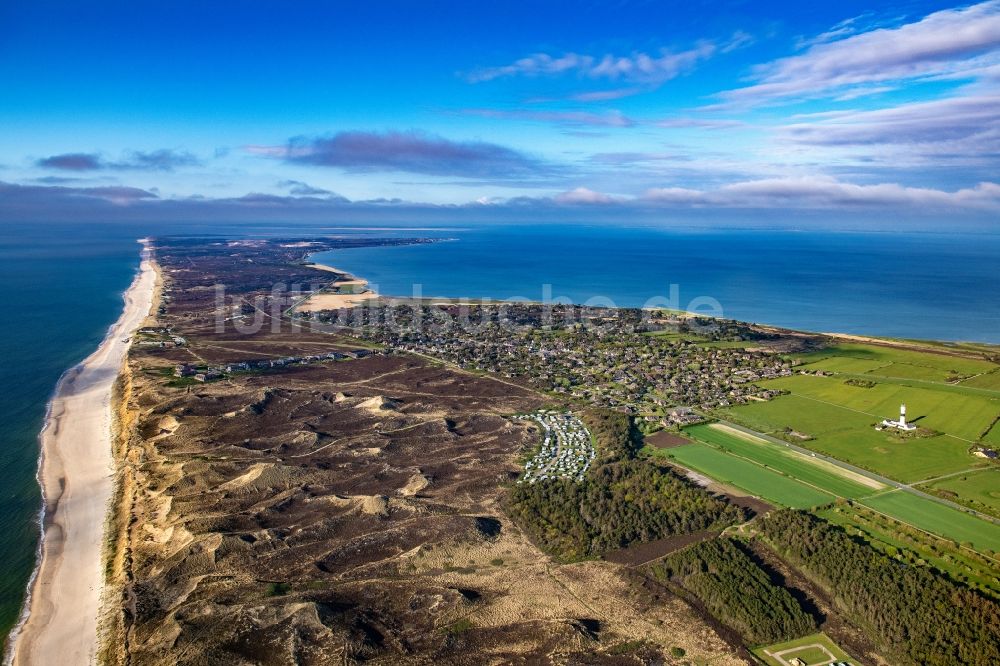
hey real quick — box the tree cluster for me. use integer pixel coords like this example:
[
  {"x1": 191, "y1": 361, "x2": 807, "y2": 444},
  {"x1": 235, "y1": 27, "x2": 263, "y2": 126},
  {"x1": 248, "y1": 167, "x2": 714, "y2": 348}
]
[
  {"x1": 650, "y1": 537, "x2": 816, "y2": 645},
  {"x1": 760, "y1": 509, "x2": 1000, "y2": 665},
  {"x1": 507, "y1": 410, "x2": 746, "y2": 560}
]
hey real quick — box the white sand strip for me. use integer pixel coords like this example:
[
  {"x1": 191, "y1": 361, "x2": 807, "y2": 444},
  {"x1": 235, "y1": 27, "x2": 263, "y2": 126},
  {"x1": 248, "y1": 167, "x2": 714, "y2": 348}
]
[{"x1": 6, "y1": 240, "x2": 156, "y2": 666}]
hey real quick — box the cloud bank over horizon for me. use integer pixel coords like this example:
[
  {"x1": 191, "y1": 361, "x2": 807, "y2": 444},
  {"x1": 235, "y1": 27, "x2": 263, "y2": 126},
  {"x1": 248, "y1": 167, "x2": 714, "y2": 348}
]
[
  {"x1": 4, "y1": 173, "x2": 998, "y2": 231},
  {"x1": 3, "y1": 1, "x2": 1000, "y2": 226}
]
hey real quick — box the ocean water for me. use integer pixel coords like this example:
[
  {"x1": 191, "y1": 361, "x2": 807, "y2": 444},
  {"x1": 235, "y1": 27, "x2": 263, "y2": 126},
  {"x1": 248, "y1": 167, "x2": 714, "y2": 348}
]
[
  {"x1": 1, "y1": 221, "x2": 999, "y2": 646},
  {"x1": 311, "y1": 225, "x2": 1000, "y2": 344},
  {"x1": 0, "y1": 224, "x2": 142, "y2": 642}
]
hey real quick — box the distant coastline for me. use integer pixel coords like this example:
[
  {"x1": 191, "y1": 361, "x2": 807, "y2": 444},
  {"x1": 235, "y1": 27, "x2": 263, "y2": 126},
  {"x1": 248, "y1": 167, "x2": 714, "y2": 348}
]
[
  {"x1": 305, "y1": 225, "x2": 1000, "y2": 344},
  {"x1": 298, "y1": 262, "x2": 380, "y2": 310},
  {"x1": 298, "y1": 257, "x2": 1000, "y2": 362}
]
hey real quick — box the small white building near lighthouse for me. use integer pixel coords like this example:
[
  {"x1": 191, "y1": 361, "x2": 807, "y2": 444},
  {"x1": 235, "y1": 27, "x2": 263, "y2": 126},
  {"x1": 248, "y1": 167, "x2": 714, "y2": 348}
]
[{"x1": 878, "y1": 403, "x2": 917, "y2": 431}]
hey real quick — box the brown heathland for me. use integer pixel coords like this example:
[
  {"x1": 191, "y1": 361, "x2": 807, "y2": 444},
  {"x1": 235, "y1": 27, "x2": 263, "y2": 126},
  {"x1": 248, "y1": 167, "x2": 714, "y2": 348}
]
[{"x1": 98, "y1": 238, "x2": 746, "y2": 665}]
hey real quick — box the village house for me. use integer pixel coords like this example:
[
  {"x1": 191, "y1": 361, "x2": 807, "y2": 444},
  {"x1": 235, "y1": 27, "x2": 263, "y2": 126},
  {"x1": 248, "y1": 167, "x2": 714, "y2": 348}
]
[{"x1": 174, "y1": 363, "x2": 197, "y2": 378}]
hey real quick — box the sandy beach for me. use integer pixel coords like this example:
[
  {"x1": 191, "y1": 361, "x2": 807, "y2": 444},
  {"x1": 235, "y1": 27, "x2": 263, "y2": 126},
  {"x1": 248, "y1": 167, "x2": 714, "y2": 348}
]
[
  {"x1": 304, "y1": 261, "x2": 352, "y2": 275},
  {"x1": 296, "y1": 262, "x2": 379, "y2": 311},
  {"x1": 295, "y1": 292, "x2": 380, "y2": 310},
  {"x1": 6, "y1": 241, "x2": 156, "y2": 666}
]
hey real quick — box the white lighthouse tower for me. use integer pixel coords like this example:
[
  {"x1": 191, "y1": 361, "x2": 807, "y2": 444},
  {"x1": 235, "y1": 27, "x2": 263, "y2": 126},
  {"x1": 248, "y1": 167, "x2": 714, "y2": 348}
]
[{"x1": 879, "y1": 403, "x2": 917, "y2": 431}]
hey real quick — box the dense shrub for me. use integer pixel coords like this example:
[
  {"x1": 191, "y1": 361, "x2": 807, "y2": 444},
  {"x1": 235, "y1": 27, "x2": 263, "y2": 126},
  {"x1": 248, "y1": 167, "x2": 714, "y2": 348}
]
[
  {"x1": 651, "y1": 537, "x2": 816, "y2": 645},
  {"x1": 507, "y1": 410, "x2": 745, "y2": 560},
  {"x1": 760, "y1": 509, "x2": 1000, "y2": 665}
]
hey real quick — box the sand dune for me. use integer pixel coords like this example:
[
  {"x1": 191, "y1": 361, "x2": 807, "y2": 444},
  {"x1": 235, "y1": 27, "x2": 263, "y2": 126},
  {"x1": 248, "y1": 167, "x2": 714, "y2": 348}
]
[{"x1": 6, "y1": 241, "x2": 156, "y2": 666}]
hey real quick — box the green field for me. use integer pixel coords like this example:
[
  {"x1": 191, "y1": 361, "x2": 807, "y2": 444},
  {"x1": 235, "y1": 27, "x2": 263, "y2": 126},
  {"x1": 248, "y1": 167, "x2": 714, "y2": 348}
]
[
  {"x1": 985, "y1": 422, "x2": 1000, "y2": 446},
  {"x1": 657, "y1": 442, "x2": 836, "y2": 509},
  {"x1": 801, "y1": 355, "x2": 889, "y2": 374},
  {"x1": 961, "y1": 369, "x2": 1000, "y2": 391},
  {"x1": 720, "y1": 392, "x2": 982, "y2": 482},
  {"x1": 795, "y1": 342, "x2": 997, "y2": 382},
  {"x1": 671, "y1": 417, "x2": 1000, "y2": 555},
  {"x1": 860, "y1": 490, "x2": 1000, "y2": 553},
  {"x1": 683, "y1": 424, "x2": 880, "y2": 499},
  {"x1": 672, "y1": 421, "x2": 1000, "y2": 555},
  {"x1": 698, "y1": 340, "x2": 755, "y2": 349},
  {"x1": 752, "y1": 632, "x2": 856, "y2": 666},
  {"x1": 758, "y1": 373, "x2": 998, "y2": 440},
  {"x1": 917, "y1": 467, "x2": 1000, "y2": 518}
]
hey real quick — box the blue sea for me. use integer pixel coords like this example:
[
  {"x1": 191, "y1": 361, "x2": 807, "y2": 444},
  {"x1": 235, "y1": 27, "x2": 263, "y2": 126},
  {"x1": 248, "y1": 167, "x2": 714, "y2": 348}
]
[
  {"x1": 2, "y1": 220, "x2": 999, "y2": 644},
  {"x1": 311, "y1": 225, "x2": 1000, "y2": 343},
  {"x1": 0, "y1": 223, "x2": 144, "y2": 644}
]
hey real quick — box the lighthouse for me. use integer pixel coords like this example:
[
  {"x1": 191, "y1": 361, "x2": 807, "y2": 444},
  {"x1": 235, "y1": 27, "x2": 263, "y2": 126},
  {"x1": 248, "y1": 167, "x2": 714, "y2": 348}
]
[{"x1": 878, "y1": 403, "x2": 917, "y2": 431}]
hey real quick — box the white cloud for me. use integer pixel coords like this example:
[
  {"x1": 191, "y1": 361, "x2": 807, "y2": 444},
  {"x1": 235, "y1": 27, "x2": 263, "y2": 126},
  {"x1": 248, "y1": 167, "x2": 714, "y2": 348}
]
[
  {"x1": 654, "y1": 118, "x2": 746, "y2": 129},
  {"x1": 553, "y1": 187, "x2": 617, "y2": 204},
  {"x1": 831, "y1": 85, "x2": 896, "y2": 101},
  {"x1": 468, "y1": 42, "x2": 716, "y2": 85},
  {"x1": 721, "y1": 30, "x2": 755, "y2": 53},
  {"x1": 640, "y1": 175, "x2": 1000, "y2": 209},
  {"x1": 780, "y1": 92, "x2": 1000, "y2": 162},
  {"x1": 640, "y1": 186, "x2": 707, "y2": 204},
  {"x1": 568, "y1": 88, "x2": 643, "y2": 102},
  {"x1": 723, "y1": 1, "x2": 1000, "y2": 103}
]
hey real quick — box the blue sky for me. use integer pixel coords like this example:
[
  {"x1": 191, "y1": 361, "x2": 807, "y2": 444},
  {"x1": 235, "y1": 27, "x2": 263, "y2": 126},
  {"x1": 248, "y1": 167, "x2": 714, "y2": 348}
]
[{"x1": 2, "y1": 0, "x2": 999, "y2": 224}]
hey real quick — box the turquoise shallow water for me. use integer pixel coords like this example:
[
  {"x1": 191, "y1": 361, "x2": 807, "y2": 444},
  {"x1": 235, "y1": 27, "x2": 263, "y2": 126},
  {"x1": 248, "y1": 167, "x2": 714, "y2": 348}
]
[{"x1": 1, "y1": 220, "x2": 999, "y2": 646}]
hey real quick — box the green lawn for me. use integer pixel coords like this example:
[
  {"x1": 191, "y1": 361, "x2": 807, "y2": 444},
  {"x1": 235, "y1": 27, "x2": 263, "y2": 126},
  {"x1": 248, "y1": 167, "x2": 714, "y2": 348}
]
[
  {"x1": 800, "y1": 355, "x2": 889, "y2": 374},
  {"x1": 984, "y1": 422, "x2": 1000, "y2": 446},
  {"x1": 698, "y1": 340, "x2": 754, "y2": 349},
  {"x1": 720, "y1": 393, "x2": 981, "y2": 483},
  {"x1": 683, "y1": 424, "x2": 880, "y2": 499},
  {"x1": 794, "y1": 342, "x2": 996, "y2": 382},
  {"x1": 918, "y1": 468, "x2": 1000, "y2": 518},
  {"x1": 961, "y1": 369, "x2": 1000, "y2": 390},
  {"x1": 752, "y1": 632, "x2": 855, "y2": 666},
  {"x1": 833, "y1": 372, "x2": 1000, "y2": 399},
  {"x1": 860, "y1": 490, "x2": 1000, "y2": 553},
  {"x1": 757, "y1": 374, "x2": 999, "y2": 441},
  {"x1": 657, "y1": 443, "x2": 836, "y2": 509}
]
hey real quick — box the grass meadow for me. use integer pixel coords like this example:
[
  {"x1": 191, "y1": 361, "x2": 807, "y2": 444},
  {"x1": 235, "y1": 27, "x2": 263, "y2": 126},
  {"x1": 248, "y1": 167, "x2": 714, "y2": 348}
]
[
  {"x1": 751, "y1": 632, "x2": 854, "y2": 666},
  {"x1": 918, "y1": 467, "x2": 1000, "y2": 518},
  {"x1": 719, "y1": 391, "x2": 981, "y2": 482},
  {"x1": 655, "y1": 443, "x2": 836, "y2": 509},
  {"x1": 794, "y1": 342, "x2": 997, "y2": 382},
  {"x1": 860, "y1": 490, "x2": 1000, "y2": 553},
  {"x1": 683, "y1": 424, "x2": 880, "y2": 498}
]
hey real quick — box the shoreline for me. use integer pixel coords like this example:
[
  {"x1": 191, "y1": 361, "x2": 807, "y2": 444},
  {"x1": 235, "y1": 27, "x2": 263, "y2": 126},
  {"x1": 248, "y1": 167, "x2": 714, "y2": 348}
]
[
  {"x1": 302, "y1": 234, "x2": 1000, "y2": 345},
  {"x1": 298, "y1": 261, "x2": 380, "y2": 311},
  {"x1": 304, "y1": 254, "x2": 1000, "y2": 351},
  {"x1": 304, "y1": 261, "x2": 357, "y2": 278},
  {"x1": 5, "y1": 240, "x2": 157, "y2": 666}
]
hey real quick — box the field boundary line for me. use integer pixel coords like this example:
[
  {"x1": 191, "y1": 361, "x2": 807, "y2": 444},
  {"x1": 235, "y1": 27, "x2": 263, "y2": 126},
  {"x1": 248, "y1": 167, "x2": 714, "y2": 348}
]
[
  {"x1": 681, "y1": 435, "x2": 840, "y2": 505},
  {"x1": 854, "y1": 499, "x2": 1000, "y2": 567},
  {"x1": 910, "y1": 466, "x2": 989, "y2": 486},
  {"x1": 707, "y1": 418, "x2": 1000, "y2": 531}
]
